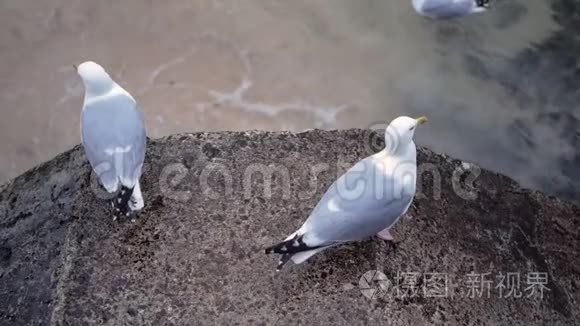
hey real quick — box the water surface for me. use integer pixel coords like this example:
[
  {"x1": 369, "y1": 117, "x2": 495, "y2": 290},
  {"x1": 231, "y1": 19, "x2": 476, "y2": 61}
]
[{"x1": 0, "y1": 0, "x2": 578, "y2": 200}]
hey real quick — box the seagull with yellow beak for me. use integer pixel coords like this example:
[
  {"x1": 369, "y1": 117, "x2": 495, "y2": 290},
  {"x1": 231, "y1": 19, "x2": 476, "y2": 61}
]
[{"x1": 266, "y1": 116, "x2": 427, "y2": 270}]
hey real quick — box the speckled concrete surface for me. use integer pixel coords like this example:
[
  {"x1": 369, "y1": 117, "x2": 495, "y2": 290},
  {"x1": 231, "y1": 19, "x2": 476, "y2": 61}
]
[{"x1": 0, "y1": 130, "x2": 579, "y2": 325}]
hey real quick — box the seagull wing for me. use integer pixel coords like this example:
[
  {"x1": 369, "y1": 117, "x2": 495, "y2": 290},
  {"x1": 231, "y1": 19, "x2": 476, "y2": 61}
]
[
  {"x1": 81, "y1": 93, "x2": 147, "y2": 192},
  {"x1": 301, "y1": 156, "x2": 414, "y2": 245}
]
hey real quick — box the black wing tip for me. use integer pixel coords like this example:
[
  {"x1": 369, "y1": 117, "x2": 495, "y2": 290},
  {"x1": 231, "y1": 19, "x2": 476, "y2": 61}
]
[
  {"x1": 276, "y1": 253, "x2": 292, "y2": 271},
  {"x1": 265, "y1": 240, "x2": 294, "y2": 271},
  {"x1": 265, "y1": 234, "x2": 321, "y2": 255},
  {"x1": 111, "y1": 185, "x2": 135, "y2": 220},
  {"x1": 476, "y1": 0, "x2": 490, "y2": 7},
  {"x1": 265, "y1": 234, "x2": 322, "y2": 271}
]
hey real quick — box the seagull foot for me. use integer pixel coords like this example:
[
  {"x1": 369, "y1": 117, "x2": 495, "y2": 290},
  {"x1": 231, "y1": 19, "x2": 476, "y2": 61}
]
[{"x1": 377, "y1": 228, "x2": 394, "y2": 241}]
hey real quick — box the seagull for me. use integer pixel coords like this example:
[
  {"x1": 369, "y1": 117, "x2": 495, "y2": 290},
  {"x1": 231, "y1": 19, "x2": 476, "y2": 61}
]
[
  {"x1": 76, "y1": 61, "x2": 147, "y2": 220},
  {"x1": 412, "y1": 0, "x2": 490, "y2": 19},
  {"x1": 265, "y1": 116, "x2": 427, "y2": 270}
]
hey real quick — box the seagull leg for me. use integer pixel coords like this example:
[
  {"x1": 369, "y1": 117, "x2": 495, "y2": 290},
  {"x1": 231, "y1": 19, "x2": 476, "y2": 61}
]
[
  {"x1": 276, "y1": 254, "x2": 292, "y2": 272},
  {"x1": 130, "y1": 211, "x2": 139, "y2": 223},
  {"x1": 377, "y1": 228, "x2": 399, "y2": 254}
]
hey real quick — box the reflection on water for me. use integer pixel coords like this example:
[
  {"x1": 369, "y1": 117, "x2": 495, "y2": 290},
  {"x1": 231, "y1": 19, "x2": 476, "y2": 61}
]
[{"x1": 0, "y1": 0, "x2": 577, "y2": 201}]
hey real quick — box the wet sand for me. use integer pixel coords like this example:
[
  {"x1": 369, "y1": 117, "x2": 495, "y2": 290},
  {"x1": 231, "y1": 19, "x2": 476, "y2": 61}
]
[{"x1": 0, "y1": 0, "x2": 577, "y2": 199}]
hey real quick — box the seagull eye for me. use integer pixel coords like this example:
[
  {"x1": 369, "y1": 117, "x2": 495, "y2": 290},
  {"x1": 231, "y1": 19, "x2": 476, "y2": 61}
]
[{"x1": 409, "y1": 126, "x2": 415, "y2": 131}]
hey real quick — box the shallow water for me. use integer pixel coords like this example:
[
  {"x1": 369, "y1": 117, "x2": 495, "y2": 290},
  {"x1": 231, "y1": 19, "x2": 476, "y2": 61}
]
[{"x1": 0, "y1": 0, "x2": 578, "y2": 200}]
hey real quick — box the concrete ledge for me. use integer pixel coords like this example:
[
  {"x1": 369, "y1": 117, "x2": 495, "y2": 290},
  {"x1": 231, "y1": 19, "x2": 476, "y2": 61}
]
[{"x1": 0, "y1": 130, "x2": 578, "y2": 325}]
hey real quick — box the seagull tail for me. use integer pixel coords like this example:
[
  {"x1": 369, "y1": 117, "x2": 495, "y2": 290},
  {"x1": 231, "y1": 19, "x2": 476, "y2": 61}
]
[
  {"x1": 111, "y1": 185, "x2": 134, "y2": 219},
  {"x1": 265, "y1": 234, "x2": 327, "y2": 271}
]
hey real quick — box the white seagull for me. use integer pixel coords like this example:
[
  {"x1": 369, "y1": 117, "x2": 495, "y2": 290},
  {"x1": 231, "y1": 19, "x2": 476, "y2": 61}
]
[
  {"x1": 412, "y1": 0, "x2": 490, "y2": 19},
  {"x1": 76, "y1": 61, "x2": 147, "y2": 220},
  {"x1": 266, "y1": 116, "x2": 427, "y2": 270}
]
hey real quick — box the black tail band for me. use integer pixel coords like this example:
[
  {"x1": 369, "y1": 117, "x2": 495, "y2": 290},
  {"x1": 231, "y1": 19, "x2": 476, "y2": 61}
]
[{"x1": 112, "y1": 185, "x2": 134, "y2": 218}]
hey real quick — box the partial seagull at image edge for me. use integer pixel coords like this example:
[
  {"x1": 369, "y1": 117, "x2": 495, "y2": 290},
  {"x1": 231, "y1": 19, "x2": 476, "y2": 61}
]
[{"x1": 412, "y1": 0, "x2": 490, "y2": 19}]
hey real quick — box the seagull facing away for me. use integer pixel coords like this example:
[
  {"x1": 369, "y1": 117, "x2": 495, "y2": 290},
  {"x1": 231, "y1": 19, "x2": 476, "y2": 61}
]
[
  {"x1": 76, "y1": 61, "x2": 147, "y2": 220},
  {"x1": 265, "y1": 116, "x2": 428, "y2": 271},
  {"x1": 412, "y1": 0, "x2": 490, "y2": 19}
]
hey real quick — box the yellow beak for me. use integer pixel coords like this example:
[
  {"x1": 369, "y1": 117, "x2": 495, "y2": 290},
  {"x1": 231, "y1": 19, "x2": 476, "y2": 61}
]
[{"x1": 415, "y1": 116, "x2": 428, "y2": 125}]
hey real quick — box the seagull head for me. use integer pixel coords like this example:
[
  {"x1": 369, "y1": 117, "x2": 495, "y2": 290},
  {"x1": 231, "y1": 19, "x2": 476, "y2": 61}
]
[
  {"x1": 385, "y1": 116, "x2": 427, "y2": 152},
  {"x1": 75, "y1": 61, "x2": 115, "y2": 97}
]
